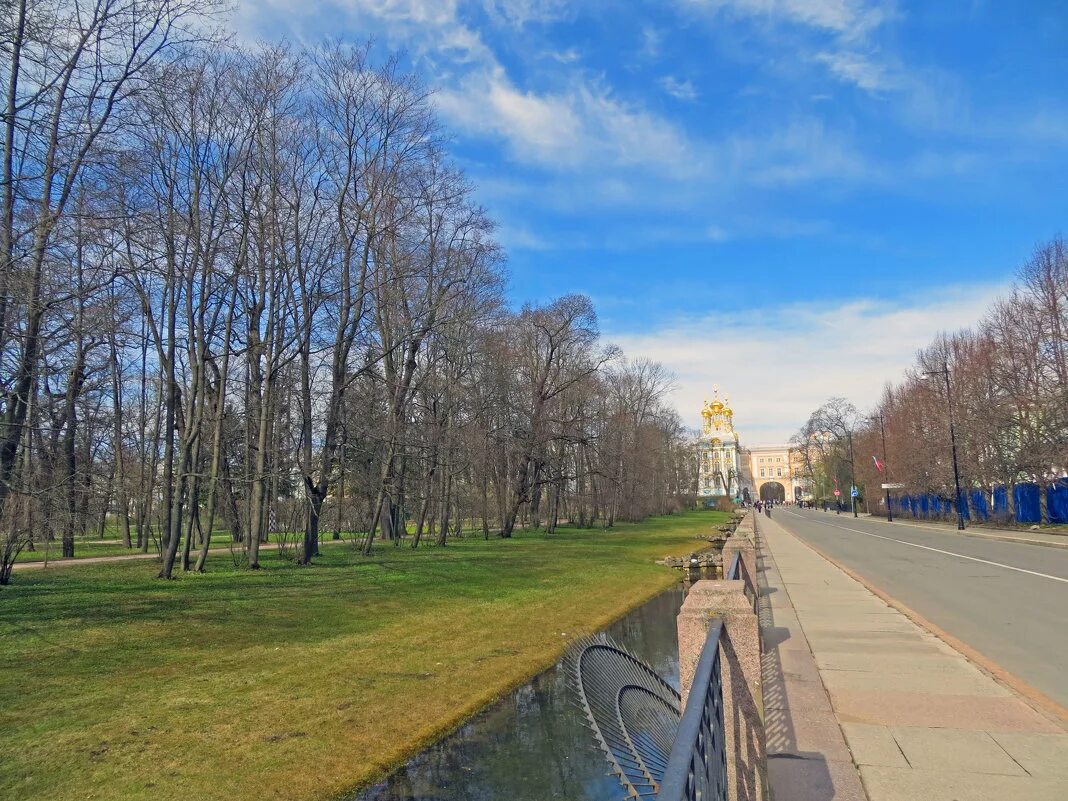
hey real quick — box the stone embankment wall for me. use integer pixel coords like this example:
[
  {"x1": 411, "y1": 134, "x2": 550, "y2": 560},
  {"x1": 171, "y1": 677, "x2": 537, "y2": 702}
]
[
  {"x1": 660, "y1": 510, "x2": 745, "y2": 569},
  {"x1": 677, "y1": 511, "x2": 766, "y2": 801}
]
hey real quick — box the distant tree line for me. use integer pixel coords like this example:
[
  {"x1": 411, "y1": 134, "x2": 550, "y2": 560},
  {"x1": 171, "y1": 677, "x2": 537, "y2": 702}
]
[
  {"x1": 794, "y1": 236, "x2": 1067, "y2": 518},
  {"x1": 0, "y1": 2, "x2": 696, "y2": 583}
]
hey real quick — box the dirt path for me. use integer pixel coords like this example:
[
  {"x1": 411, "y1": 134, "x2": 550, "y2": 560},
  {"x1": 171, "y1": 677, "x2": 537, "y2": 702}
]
[{"x1": 13, "y1": 537, "x2": 354, "y2": 570}]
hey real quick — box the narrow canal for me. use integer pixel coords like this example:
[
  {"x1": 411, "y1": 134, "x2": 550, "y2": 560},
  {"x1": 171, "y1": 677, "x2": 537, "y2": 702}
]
[{"x1": 354, "y1": 579, "x2": 700, "y2": 801}]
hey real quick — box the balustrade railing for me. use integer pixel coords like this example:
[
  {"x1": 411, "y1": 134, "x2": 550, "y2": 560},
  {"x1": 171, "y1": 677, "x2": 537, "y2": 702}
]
[
  {"x1": 657, "y1": 620, "x2": 728, "y2": 801},
  {"x1": 725, "y1": 551, "x2": 742, "y2": 581}
]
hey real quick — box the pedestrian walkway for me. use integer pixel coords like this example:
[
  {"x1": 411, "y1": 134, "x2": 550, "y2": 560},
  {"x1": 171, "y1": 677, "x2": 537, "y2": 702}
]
[{"x1": 758, "y1": 513, "x2": 1068, "y2": 801}]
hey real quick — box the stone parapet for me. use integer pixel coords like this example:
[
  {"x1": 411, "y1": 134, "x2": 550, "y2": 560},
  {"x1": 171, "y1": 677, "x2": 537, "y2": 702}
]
[
  {"x1": 722, "y1": 512, "x2": 758, "y2": 600},
  {"x1": 676, "y1": 512, "x2": 766, "y2": 801}
]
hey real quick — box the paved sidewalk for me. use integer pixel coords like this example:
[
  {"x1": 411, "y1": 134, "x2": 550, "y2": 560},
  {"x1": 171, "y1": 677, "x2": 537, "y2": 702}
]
[
  {"x1": 758, "y1": 514, "x2": 1068, "y2": 801},
  {"x1": 760, "y1": 520, "x2": 867, "y2": 801}
]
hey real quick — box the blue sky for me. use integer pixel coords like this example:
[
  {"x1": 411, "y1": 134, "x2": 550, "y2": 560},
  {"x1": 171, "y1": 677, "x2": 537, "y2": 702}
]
[{"x1": 237, "y1": 1, "x2": 1068, "y2": 441}]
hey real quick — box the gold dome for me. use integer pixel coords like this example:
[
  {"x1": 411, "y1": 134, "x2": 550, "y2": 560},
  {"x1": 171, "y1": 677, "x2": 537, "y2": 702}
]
[{"x1": 701, "y1": 387, "x2": 736, "y2": 423}]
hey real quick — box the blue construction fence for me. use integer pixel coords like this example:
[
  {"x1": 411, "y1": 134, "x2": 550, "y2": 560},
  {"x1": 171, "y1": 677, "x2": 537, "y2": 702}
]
[{"x1": 888, "y1": 478, "x2": 1068, "y2": 526}]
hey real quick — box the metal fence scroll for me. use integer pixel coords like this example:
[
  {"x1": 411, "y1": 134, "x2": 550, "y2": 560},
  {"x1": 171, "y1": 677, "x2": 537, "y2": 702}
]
[{"x1": 575, "y1": 551, "x2": 741, "y2": 801}]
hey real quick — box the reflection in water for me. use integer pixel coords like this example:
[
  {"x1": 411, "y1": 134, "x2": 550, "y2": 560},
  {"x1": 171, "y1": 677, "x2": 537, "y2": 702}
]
[{"x1": 354, "y1": 585, "x2": 689, "y2": 801}]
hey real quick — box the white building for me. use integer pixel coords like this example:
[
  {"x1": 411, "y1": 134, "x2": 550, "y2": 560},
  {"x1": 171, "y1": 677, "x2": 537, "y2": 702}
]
[{"x1": 697, "y1": 388, "x2": 743, "y2": 504}]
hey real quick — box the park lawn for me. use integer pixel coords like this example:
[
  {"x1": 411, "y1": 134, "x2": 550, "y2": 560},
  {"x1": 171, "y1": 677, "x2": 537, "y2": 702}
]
[{"x1": 0, "y1": 509, "x2": 728, "y2": 801}]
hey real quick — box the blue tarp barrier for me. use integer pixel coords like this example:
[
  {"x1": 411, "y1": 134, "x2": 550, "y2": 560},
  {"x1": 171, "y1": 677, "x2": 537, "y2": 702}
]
[
  {"x1": 970, "y1": 489, "x2": 989, "y2": 521},
  {"x1": 919, "y1": 495, "x2": 930, "y2": 517},
  {"x1": 931, "y1": 496, "x2": 943, "y2": 517},
  {"x1": 1014, "y1": 483, "x2": 1041, "y2": 524},
  {"x1": 1047, "y1": 478, "x2": 1068, "y2": 525},
  {"x1": 958, "y1": 494, "x2": 970, "y2": 521},
  {"x1": 993, "y1": 485, "x2": 1009, "y2": 518}
]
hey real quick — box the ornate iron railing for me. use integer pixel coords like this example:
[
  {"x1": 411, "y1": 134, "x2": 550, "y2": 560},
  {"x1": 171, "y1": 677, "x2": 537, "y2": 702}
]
[
  {"x1": 725, "y1": 551, "x2": 742, "y2": 581},
  {"x1": 571, "y1": 635, "x2": 682, "y2": 797},
  {"x1": 656, "y1": 620, "x2": 728, "y2": 801},
  {"x1": 725, "y1": 549, "x2": 757, "y2": 610}
]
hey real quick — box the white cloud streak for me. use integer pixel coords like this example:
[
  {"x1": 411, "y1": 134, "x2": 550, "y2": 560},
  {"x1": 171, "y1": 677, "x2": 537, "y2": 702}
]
[
  {"x1": 435, "y1": 69, "x2": 699, "y2": 177},
  {"x1": 680, "y1": 0, "x2": 898, "y2": 94},
  {"x1": 680, "y1": 0, "x2": 894, "y2": 41},
  {"x1": 481, "y1": 0, "x2": 570, "y2": 27},
  {"x1": 813, "y1": 50, "x2": 889, "y2": 91},
  {"x1": 660, "y1": 76, "x2": 700, "y2": 101}
]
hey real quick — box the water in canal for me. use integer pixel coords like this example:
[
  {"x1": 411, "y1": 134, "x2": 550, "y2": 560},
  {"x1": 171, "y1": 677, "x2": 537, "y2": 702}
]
[{"x1": 354, "y1": 579, "x2": 699, "y2": 801}]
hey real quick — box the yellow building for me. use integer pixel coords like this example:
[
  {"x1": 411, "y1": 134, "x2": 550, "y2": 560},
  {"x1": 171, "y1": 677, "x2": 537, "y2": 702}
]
[{"x1": 747, "y1": 444, "x2": 809, "y2": 503}]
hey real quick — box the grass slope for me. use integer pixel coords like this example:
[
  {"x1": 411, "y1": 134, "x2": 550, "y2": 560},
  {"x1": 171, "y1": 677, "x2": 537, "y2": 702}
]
[{"x1": 0, "y1": 510, "x2": 727, "y2": 801}]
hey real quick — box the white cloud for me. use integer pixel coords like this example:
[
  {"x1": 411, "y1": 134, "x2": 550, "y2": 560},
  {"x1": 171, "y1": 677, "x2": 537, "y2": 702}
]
[
  {"x1": 813, "y1": 50, "x2": 889, "y2": 91},
  {"x1": 607, "y1": 282, "x2": 1005, "y2": 444},
  {"x1": 481, "y1": 0, "x2": 570, "y2": 27},
  {"x1": 660, "y1": 76, "x2": 700, "y2": 101},
  {"x1": 237, "y1": 0, "x2": 1004, "y2": 248},
  {"x1": 495, "y1": 221, "x2": 553, "y2": 250},
  {"x1": 681, "y1": 0, "x2": 893, "y2": 41},
  {"x1": 257, "y1": 0, "x2": 698, "y2": 181},
  {"x1": 544, "y1": 47, "x2": 580, "y2": 63},
  {"x1": 640, "y1": 25, "x2": 664, "y2": 59},
  {"x1": 723, "y1": 118, "x2": 876, "y2": 186},
  {"x1": 435, "y1": 69, "x2": 583, "y2": 165},
  {"x1": 681, "y1": 0, "x2": 899, "y2": 97},
  {"x1": 435, "y1": 69, "x2": 698, "y2": 176}
]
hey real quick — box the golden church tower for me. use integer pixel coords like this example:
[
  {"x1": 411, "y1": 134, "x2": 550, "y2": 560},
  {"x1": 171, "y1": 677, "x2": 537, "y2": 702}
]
[{"x1": 697, "y1": 387, "x2": 743, "y2": 502}]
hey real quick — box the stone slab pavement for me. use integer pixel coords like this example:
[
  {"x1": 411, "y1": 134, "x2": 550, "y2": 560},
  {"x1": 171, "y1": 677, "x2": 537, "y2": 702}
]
[{"x1": 757, "y1": 512, "x2": 1068, "y2": 801}]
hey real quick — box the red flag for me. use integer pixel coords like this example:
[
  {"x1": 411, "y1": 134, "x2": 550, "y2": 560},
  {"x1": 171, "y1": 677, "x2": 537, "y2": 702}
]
[{"x1": 873, "y1": 456, "x2": 884, "y2": 473}]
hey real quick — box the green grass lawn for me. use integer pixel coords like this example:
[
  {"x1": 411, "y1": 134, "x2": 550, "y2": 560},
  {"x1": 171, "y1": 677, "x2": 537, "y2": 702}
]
[{"x1": 0, "y1": 509, "x2": 728, "y2": 801}]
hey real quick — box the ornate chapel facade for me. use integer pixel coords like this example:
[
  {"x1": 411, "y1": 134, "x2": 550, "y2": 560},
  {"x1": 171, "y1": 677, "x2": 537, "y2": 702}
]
[{"x1": 697, "y1": 389, "x2": 745, "y2": 503}]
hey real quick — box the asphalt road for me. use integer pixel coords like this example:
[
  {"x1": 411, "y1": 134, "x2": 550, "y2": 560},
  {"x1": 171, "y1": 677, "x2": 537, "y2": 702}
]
[{"x1": 773, "y1": 507, "x2": 1068, "y2": 709}]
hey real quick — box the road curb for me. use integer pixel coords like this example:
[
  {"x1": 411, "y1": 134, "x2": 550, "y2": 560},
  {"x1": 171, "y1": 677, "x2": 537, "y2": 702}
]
[
  {"x1": 765, "y1": 515, "x2": 1068, "y2": 731},
  {"x1": 857, "y1": 514, "x2": 1068, "y2": 550}
]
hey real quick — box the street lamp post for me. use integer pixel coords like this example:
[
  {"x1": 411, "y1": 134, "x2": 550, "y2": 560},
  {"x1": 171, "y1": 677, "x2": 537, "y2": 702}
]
[
  {"x1": 923, "y1": 361, "x2": 966, "y2": 531},
  {"x1": 879, "y1": 412, "x2": 892, "y2": 523},
  {"x1": 848, "y1": 429, "x2": 858, "y2": 518}
]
